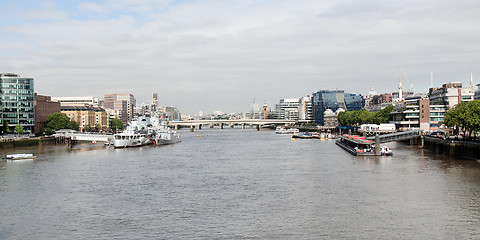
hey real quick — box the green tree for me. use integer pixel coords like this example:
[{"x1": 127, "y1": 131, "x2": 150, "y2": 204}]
[
  {"x1": 1, "y1": 121, "x2": 9, "y2": 135},
  {"x1": 109, "y1": 119, "x2": 123, "y2": 132},
  {"x1": 14, "y1": 124, "x2": 25, "y2": 134},
  {"x1": 444, "y1": 100, "x2": 480, "y2": 139},
  {"x1": 45, "y1": 112, "x2": 80, "y2": 132}
]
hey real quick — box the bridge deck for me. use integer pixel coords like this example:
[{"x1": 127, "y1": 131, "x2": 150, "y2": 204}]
[{"x1": 366, "y1": 130, "x2": 420, "y2": 143}]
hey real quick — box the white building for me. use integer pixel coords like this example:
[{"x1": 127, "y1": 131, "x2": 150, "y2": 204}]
[
  {"x1": 298, "y1": 96, "x2": 313, "y2": 123},
  {"x1": 51, "y1": 96, "x2": 100, "y2": 107},
  {"x1": 274, "y1": 98, "x2": 300, "y2": 120}
]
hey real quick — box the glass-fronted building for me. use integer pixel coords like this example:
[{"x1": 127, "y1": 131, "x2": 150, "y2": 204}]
[
  {"x1": 0, "y1": 73, "x2": 35, "y2": 133},
  {"x1": 312, "y1": 90, "x2": 364, "y2": 125}
]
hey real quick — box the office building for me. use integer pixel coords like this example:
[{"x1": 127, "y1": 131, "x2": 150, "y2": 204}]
[
  {"x1": 391, "y1": 96, "x2": 446, "y2": 131},
  {"x1": 34, "y1": 94, "x2": 61, "y2": 134},
  {"x1": 312, "y1": 90, "x2": 364, "y2": 125},
  {"x1": 104, "y1": 94, "x2": 136, "y2": 124},
  {"x1": 429, "y1": 82, "x2": 475, "y2": 108},
  {"x1": 51, "y1": 96, "x2": 100, "y2": 107},
  {"x1": 298, "y1": 96, "x2": 313, "y2": 123},
  {"x1": 0, "y1": 73, "x2": 35, "y2": 133},
  {"x1": 274, "y1": 99, "x2": 300, "y2": 120},
  {"x1": 162, "y1": 106, "x2": 181, "y2": 121}
]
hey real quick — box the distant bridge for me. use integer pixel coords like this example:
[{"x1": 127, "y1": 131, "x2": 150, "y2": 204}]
[
  {"x1": 366, "y1": 130, "x2": 420, "y2": 143},
  {"x1": 168, "y1": 119, "x2": 296, "y2": 130}
]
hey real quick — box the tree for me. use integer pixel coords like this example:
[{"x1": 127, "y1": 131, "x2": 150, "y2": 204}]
[
  {"x1": 444, "y1": 100, "x2": 480, "y2": 139},
  {"x1": 1, "y1": 121, "x2": 9, "y2": 135},
  {"x1": 14, "y1": 124, "x2": 25, "y2": 134},
  {"x1": 337, "y1": 105, "x2": 393, "y2": 126},
  {"x1": 45, "y1": 112, "x2": 80, "y2": 132},
  {"x1": 109, "y1": 119, "x2": 123, "y2": 132}
]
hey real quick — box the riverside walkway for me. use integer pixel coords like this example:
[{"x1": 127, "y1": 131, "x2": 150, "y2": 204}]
[{"x1": 366, "y1": 130, "x2": 420, "y2": 143}]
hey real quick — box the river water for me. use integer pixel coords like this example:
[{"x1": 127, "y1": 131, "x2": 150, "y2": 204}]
[{"x1": 0, "y1": 128, "x2": 479, "y2": 239}]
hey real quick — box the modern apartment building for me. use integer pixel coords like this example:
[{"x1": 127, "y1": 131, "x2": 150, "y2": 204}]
[
  {"x1": 0, "y1": 73, "x2": 35, "y2": 133},
  {"x1": 312, "y1": 90, "x2": 364, "y2": 125},
  {"x1": 34, "y1": 94, "x2": 61, "y2": 134},
  {"x1": 103, "y1": 94, "x2": 135, "y2": 124}
]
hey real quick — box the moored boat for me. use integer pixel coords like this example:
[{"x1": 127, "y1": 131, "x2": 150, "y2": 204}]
[{"x1": 4, "y1": 153, "x2": 36, "y2": 161}]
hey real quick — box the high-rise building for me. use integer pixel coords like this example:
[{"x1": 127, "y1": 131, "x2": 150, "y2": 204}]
[
  {"x1": 34, "y1": 94, "x2": 61, "y2": 134},
  {"x1": 0, "y1": 73, "x2": 35, "y2": 133},
  {"x1": 103, "y1": 94, "x2": 136, "y2": 124},
  {"x1": 312, "y1": 90, "x2": 364, "y2": 125}
]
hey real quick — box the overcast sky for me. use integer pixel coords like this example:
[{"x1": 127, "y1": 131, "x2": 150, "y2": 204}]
[{"x1": 1, "y1": 0, "x2": 479, "y2": 114}]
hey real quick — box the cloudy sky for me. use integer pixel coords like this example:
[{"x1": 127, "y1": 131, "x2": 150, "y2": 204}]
[{"x1": 1, "y1": 0, "x2": 479, "y2": 114}]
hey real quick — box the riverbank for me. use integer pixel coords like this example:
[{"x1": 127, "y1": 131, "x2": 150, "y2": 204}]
[
  {"x1": 421, "y1": 135, "x2": 480, "y2": 159},
  {"x1": 0, "y1": 136, "x2": 57, "y2": 148}
]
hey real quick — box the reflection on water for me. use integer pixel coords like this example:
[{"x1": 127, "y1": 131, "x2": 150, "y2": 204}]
[{"x1": 0, "y1": 129, "x2": 479, "y2": 239}]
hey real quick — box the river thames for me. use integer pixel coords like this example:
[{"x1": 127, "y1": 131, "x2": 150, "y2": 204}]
[{"x1": 1, "y1": 128, "x2": 479, "y2": 239}]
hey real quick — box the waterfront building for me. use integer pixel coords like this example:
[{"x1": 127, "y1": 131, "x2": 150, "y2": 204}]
[
  {"x1": 0, "y1": 73, "x2": 35, "y2": 133},
  {"x1": 391, "y1": 96, "x2": 446, "y2": 131},
  {"x1": 429, "y1": 82, "x2": 474, "y2": 108},
  {"x1": 62, "y1": 106, "x2": 109, "y2": 132},
  {"x1": 298, "y1": 96, "x2": 314, "y2": 123},
  {"x1": 103, "y1": 94, "x2": 135, "y2": 124},
  {"x1": 61, "y1": 106, "x2": 108, "y2": 132},
  {"x1": 34, "y1": 94, "x2": 61, "y2": 134},
  {"x1": 312, "y1": 90, "x2": 364, "y2": 125},
  {"x1": 51, "y1": 96, "x2": 100, "y2": 107},
  {"x1": 274, "y1": 99, "x2": 300, "y2": 120}
]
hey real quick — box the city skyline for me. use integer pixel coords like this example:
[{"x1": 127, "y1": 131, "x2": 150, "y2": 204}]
[{"x1": 1, "y1": 0, "x2": 479, "y2": 114}]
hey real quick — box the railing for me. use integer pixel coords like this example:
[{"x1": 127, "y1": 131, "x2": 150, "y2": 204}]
[{"x1": 366, "y1": 130, "x2": 420, "y2": 143}]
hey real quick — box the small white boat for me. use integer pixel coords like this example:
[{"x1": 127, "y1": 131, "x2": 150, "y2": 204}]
[
  {"x1": 4, "y1": 153, "x2": 36, "y2": 161},
  {"x1": 275, "y1": 126, "x2": 300, "y2": 134},
  {"x1": 381, "y1": 146, "x2": 393, "y2": 156}
]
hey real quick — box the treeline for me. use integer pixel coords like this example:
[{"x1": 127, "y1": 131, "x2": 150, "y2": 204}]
[
  {"x1": 444, "y1": 100, "x2": 480, "y2": 139},
  {"x1": 337, "y1": 105, "x2": 394, "y2": 126}
]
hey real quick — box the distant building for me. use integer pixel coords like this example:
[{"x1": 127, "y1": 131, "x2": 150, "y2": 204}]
[
  {"x1": 391, "y1": 96, "x2": 446, "y2": 131},
  {"x1": 475, "y1": 84, "x2": 480, "y2": 100},
  {"x1": 274, "y1": 99, "x2": 300, "y2": 120},
  {"x1": 61, "y1": 106, "x2": 108, "y2": 132},
  {"x1": 429, "y1": 82, "x2": 474, "y2": 108},
  {"x1": 51, "y1": 96, "x2": 100, "y2": 107},
  {"x1": 162, "y1": 106, "x2": 181, "y2": 121},
  {"x1": 34, "y1": 94, "x2": 61, "y2": 134},
  {"x1": 0, "y1": 73, "x2": 35, "y2": 133},
  {"x1": 103, "y1": 94, "x2": 136, "y2": 124},
  {"x1": 312, "y1": 90, "x2": 364, "y2": 125},
  {"x1": 298, "y1": 96, "x2": 313, "y2": 123}
]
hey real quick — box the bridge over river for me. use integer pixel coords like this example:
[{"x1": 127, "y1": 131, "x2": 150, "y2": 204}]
[{"x1": 168, "y1": 119, "x2": 296, "y2": 131}]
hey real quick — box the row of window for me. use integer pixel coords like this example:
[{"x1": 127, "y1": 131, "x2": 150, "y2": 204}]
[
  {"x1": 1, "y1": 89, "x2": 34, "y2": 95},
  {"x1": 0, "y1": 79, "x2": 33, "y2": 84},
  {"x1": 1, "y1": 96, "x2": 34, "y2": 101},
  {"x1": 1, "y1": 84, "x2": 33, "y2": 89}
]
